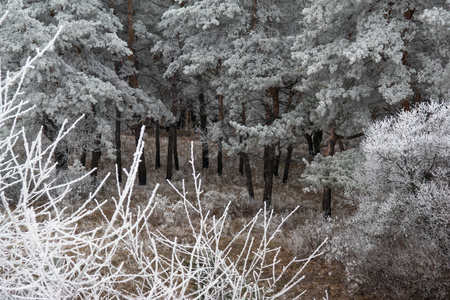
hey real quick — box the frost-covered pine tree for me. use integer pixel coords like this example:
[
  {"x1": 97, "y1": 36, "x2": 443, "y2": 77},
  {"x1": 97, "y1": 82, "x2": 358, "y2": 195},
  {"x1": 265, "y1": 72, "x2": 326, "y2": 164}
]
[
  {"x1": 0, "y1": 0, "x2": 166, "y2": 179},
  {"x1": 292, "y1": 0, "x2": 449, "y2": 218}
]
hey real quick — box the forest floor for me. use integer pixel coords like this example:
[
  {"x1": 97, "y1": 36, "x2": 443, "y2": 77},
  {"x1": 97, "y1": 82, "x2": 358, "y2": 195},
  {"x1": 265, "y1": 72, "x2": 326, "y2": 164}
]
[{"x1": 76, "y1": 127, "x2": 378, "y2": 300}]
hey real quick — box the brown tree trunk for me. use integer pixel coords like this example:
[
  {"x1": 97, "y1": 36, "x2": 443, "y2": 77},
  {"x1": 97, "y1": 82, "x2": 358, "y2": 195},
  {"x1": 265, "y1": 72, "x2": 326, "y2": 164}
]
[
  {"x1": 241, "y1": 152, "x2": 254, "y2": 199},
  {"x1": 155, "y1": 120, "x2": 161, "y2": 169},
  {"x1": 80, "y1": 149, "x2": 87, "y2": 167},
  {"x1": 127, "y1": 0, "x2": 146, "y2": 185},
  {"x1": 167, "y1": 78, "x2": 178, "y2": 180},
  {"x1": 273, "y1": 143, "x2": 281, "y2": 176},
  {"x1": 282, "y1": 144, "x2": 294, "y2": 184},
  {"x1": 115, "y1": 108, "x2": 122, "y2": 182},
  {"x1": 134, "y1": 126, "x2": 147, "y2": 185},
  {"x1": 217, "y1": 94, "x2": 224, "y2": 176},
  {"x1": 174, "y1": 125, "x2": 179, "y2": 171},
  {"x1": 199, "y1": 93, "x2": 209, "y2": 168},
  {"x1": 322, "y1": 186, "x2": 332, "y2": 221},
  {"x1": 322, "y1": 128, "x2": 337, "y2": 220},
  {"x1": 166, "y1": 124, "x2": 176, "y2": 180},
  {"x1": 263, "y1": 144, "x2": 275, "y2": 208},
  {"x1": 239, "y1": 136, "x2": 244, "y2": 176}
]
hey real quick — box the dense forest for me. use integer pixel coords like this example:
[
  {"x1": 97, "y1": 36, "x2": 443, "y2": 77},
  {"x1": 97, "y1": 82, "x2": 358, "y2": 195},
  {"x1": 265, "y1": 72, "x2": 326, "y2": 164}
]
[{"x1": 0, "y1": 0, "x2": 449, "y2": 299}]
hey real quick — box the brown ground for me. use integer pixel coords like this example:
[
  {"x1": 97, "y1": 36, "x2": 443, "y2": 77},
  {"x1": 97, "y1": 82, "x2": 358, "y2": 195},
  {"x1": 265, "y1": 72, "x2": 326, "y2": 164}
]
[{"x1": 77, "y1": 127, "x2": 378, "y2": 299}]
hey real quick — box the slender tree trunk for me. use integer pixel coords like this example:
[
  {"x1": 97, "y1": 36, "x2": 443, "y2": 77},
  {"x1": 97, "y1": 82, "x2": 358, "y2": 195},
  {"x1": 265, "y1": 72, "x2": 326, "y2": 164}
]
[
  {"x1": 127, "y1": 0, "x2": 146, "y2": 185},
  {"x1": 217, "y1": 94, "x2": 224, "y2": 176},
  {"x1": 199, "y1": 93, "x2": 209, "y2": 169},
  {"x1": 155, "y1": 120, "x2": 161, "y2": 169},
  {"x1": 241, "y1": 152, "x2": 254, "y2": 199},
  {"x1": 263, "y1": 144, "x2": 275, "y2": 208},
  {"x1": 167, "y1": 78, "x2": 178, "y2": 180},
  {"x1": 282, "y1": 144, "x2": 294, "y2": 184},
  {"x1": 80, "y1": 149, "x2": 87, "y2": 167},
  {"x1": 56, "y1": 144, "x2": 68, "y2": 172},
  {"x1": 322, "y1": 186, "x2": 332, "y2": 220},
  {"x1": 322, "y1": 128, "x2": 337, "y2": 220},
  {"x1": 262, "y1": 87, "x2": 279, "y2": 207},
  {"x1": 174, "y1": 125, "x2": 179, "y2": 171},
  {"x1": 239, "y1": 136, "x2": 244, "y2": 176},
  {"x1": 135, "y1": 126, "x2": 147, "y2": 185},
  {"x1": 273, "y1": 143, "x2": 281, "y2": 176},
  {"x1": 115, "y1": 108, "x2": 122, "y2": 182},
  {"x1": 166, "y1": 124, "x2": 176, "y2": 180}
]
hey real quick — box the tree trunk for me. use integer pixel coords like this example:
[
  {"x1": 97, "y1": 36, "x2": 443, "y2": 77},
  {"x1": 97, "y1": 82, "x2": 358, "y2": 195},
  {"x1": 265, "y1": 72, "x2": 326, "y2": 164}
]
[
  {"x1": 166, "y1": 123, "x2": 176, "y2": 180},
  {"x1": 263, "y1": 144, "x2": 275, "y2": 208},
  {"x1": 241, "y1": 152, "x2": 254, "y2": 199},
  {"x1": 174, "y1": 125, "x2": 179, "y2": 171},
  {"x1": 273, "y1": 143, "x2": 281, "y2": 176},
  {"x1": 282, "y1": 144, "x2": 294, "y2": 184},
  {"x1": 322, "y1": 128, "x2": 337, "y2": 220},
  {"x1": 322, "y1": 186, "x2": 332, "y2": 221},
  {"x1": 217, "y1": 94, "x2": 224, "y2": 176},
  {"x1": 312, "y1": 130, "x2": 322, "y2": 155},
  {"x1": 135, "y1": 126, "x2": 147, "y2": 185},
  {"x1": 239, "y1": 136, "x2": 244, "y2": 176},
  {"x1": 115, "y1": 108, "x2": 122, "y2": 182},
  {"x1": 55, "y1": 143, "x2": 68, "y2": 172},
  {"x1": 262, "y1": 88, "x2": 279, "y2": 207},
  {"x1": 127, "y1": 0, "x2": 146, "y2": 185},
  {"x1": 199, "y1": 93, "x2": 209, "y2": 168},
  {"x1": 155, "y1": 120, "x2": 161, "y2": 169},
  {"x1": 80, "y1": 149, "x2": 87, "y2": 167}
]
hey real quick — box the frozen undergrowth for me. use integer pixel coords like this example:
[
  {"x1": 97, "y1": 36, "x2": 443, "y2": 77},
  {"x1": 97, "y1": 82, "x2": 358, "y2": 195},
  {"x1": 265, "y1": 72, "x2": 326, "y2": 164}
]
[{"x1": 0, "y1": 32, "x2": 326, "y2": 299}]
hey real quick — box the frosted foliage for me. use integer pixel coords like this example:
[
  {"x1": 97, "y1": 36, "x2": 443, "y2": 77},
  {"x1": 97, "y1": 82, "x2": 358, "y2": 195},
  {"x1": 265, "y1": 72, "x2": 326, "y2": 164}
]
[
  {"x1": 335, "y1": 101, "x2": 450, "y2": 299},
  {"x1": 301, "y1": 149, "x2": 363, "y2": 193},
  {"x1": 360, "y1": 101, "x2": 450, "y2": 194},
  {"x1": 0, "y1": 0, "x2": 162, "y2": 153},
  {"x1": 0, "y1": 39, "x2": 324, "y2": 299},
  {"x1": 291, "y1": 0, "x2": 449, "y2": 132}
]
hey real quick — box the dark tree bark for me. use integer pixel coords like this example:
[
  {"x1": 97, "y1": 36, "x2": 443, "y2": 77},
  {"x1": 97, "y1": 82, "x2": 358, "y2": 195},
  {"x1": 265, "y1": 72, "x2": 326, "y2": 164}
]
[
  {"x1": 174, "y1": 126, "x2": 179, "y2": 171},
  {"x1": 80, "y1": 149, "x2": 87, "y2": 167},
  {"x1": 322, "y1": 186, "x2": 332, "y2": 221},
  {"x1": 239, "y1": 136, "x2": 244, "y2": 176},
  {"x1": 127, "y1": 0, "x2": 146, "y2": 185},
  {"x1": 282, "y1": 144, "x2": 294, "y2": 184},
  {"x1": 155, "y1": 120, "x2": 161, "y2": 169},
  {"x1": 167, "y1": 77, "x2": 178, "y2": 180},
  {"x1": 166, "y1": 124, "x2": 176, "y2": 180},
  {"x1": 273, "y1": 143, "x2": 281, "y2": 176},
  {"x1": 217, "y1": 94, "x2": 224, "y2": 176},
  {"x1": 55, "y1": 144, "x2": 68, "y2": 171},
  {"x1": 322, "y1": 128, "x2": 337, "y2": 220},
  {"x1": 263, "y1": 144, "x2": 276, "y2": 208},
  {"x1": 134, "y1": 126, "x2": 147, "y2": 185},
  {"x1": 262, "y1": 87, "x2": 279, "y2": 207},
  {"x1": 199, "y1": 93, "x2": 209, "y2": 169},
  {"x1": 115, "y1": 108, "x2": 122, "y2": 182},
  {"x1": 241, "y1": 152, "x2": 254, "y2": 199},
  {"x1": 312, "y1": 130, "x2": 322, "y2": 155}
]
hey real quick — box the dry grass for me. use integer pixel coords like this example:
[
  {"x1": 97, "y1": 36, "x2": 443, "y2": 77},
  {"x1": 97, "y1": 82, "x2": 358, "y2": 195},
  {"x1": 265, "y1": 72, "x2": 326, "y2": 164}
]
[{"x1": 71, "y1": 127, "x2": 376, "y2": 300}]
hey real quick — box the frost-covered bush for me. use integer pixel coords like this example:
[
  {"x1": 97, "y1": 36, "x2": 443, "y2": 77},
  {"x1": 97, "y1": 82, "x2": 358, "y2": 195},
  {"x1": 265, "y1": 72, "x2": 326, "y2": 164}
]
[
  {"x1": 337, "y1": 101, "x2": 450, "y2": 299},
  {"x1": 0, "y1": 34, "x2": 323, "y2": 299},
  {"x1": 301, "y1": 148, "x2": 363, "y2": 193}
]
